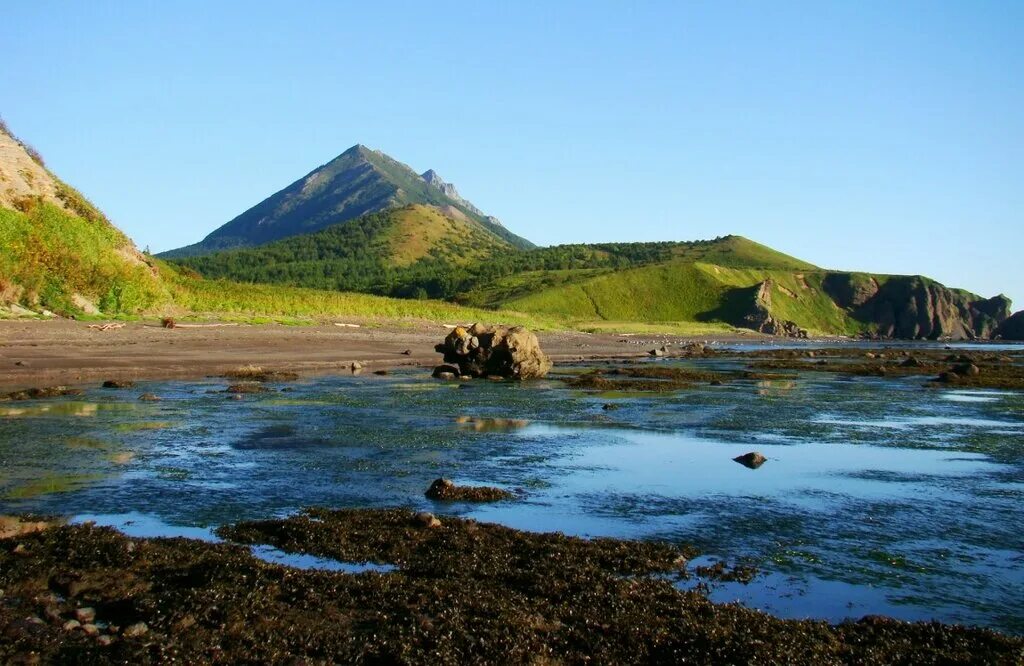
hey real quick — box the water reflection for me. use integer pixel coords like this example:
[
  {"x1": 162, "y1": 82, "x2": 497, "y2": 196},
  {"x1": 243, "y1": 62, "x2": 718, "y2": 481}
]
[{"x1": 0, "y1": 357, "x2": 1021, "y2": 633}]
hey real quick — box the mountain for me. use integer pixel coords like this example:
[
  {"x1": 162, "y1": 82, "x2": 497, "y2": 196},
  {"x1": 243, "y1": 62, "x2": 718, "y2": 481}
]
[
  {"x1": 160, "y1": 145, "x2": 533, "y2": 258},
  {"x1": 0, "y1": 120, "x2": 168, "y2": 316}
]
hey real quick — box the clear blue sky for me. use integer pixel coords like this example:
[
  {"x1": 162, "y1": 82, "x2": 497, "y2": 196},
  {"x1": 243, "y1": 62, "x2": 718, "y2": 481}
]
[{"x1": 3, "y1": 1, "x2": 1021, "y2": 308}]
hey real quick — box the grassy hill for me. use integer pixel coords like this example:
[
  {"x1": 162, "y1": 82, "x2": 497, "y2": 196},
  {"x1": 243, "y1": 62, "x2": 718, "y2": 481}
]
[
  {"x1": 484, "y1": 262, "x2": 860, "y2": 335},
  {"x1": 172, "y1": 204, "x2": 517, "y2": 298}
]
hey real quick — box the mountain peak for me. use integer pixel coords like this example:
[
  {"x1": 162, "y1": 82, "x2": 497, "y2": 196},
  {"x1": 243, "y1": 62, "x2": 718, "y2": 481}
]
[{"x1": 159, "y1": 145, "x2": 533, "y2": 257}]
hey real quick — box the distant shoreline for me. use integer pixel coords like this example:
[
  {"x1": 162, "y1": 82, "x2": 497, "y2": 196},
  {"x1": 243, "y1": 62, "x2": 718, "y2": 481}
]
[{"x1": 0, "y1": 318, "x2": 1017, "y2": 392}]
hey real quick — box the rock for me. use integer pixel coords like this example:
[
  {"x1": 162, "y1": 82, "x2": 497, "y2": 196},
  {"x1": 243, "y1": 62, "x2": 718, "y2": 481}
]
[
  {"x1": 96, "y1": 635, "x2": 115, "y2": 646},
  {"x1": 402, "y1": 349, "x2": 412, "y2": 355},
  {"x1": 122, "y1": 622, "x2": 148, "y2": 638},
  {"x1": 733, "y1": 452, "x2": 768, "y2": 469},
  {"x1": 432, "y1": 364, "x2": 460, "y2": 378},
  {"x1": 62, "y1": 620, "x2": 81, "y2": 631},
  {"x1": 75, "y1": 607, "x2": 96, "y2": 623},
  {"x1": 434, "y1": 324, "x2": 552, "y2": 379},
  {"x1": 1, "y1": 386, "x2": 83, "y2": 401},
  {"x1": 601, "y1": 403, "x2": 619, "y2": 411},
  {"x1": 734, "y1": 280, "x2": 809, "y2": 338},
  {"x1": 102, "y1": 380, "x2": 135, "y2": 389},
  {"x1": 649, "y1": 348, "x2": 665, "y2": 357},
  {"x1": 425, "y1": 478, "x2": 514, "y2": 502},
  {"x1": 841, "y1": 277, "x2": 1011, "y2": 340},
  {"x1": 225, "y1": 383, "x2": 269, "y2": 394},
  {"x1": 82, "y1": 623, "x2": 100, "y2": 636},
  {"x1": 900, "y1": 357, "x2": 922, "y2": 368},
  {"x1": 995, "y1": 310, "x2": 1024, "y2": 340},
  {"x1": 373, "y1": 370, "x2": 389, "y2": 375},
  {"x1": 350, "y1": 361, "x2": 362, "y2": 372},
  {"x1": 953, "y1": 363, "x2": 980, "y2": 376},
  {"x1": 937, "y1": 371, "x2": 960, "y2": 383},
  {"x1": 138, "y1": 393, "x2": 161, "y2": 401},
  {"x1": 0, "y1": 516, "x2": 52, "y2": 540},
  {"x1": 413, "y1": 512, "x2": 442, "y2": 529}
]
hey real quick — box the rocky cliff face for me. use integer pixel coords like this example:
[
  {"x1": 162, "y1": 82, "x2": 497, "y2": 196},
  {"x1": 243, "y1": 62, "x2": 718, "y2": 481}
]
[
  {"x1": 734, "y1": 280, "x2": 808, "y2": 338},
  {"x1": 823, "y1": 273, "x2": 1010, "y2": 340},
  {"x1": 996, "y1": 311, "x2": 1024, "y2": 341},
  {"x1": 422, "y1": 169, "x2": 504, "y2": 228}
]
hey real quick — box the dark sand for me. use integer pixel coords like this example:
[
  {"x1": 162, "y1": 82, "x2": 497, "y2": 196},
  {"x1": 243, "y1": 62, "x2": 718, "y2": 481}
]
[{"x1": 0, "y1": 319, "x2": 748, "y2": 391}]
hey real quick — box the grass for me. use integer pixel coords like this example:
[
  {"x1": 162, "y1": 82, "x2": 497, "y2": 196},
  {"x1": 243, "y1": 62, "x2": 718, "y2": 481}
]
[
  {"x1": 157, "y1": 260, "x2": 562, "y2": 329},
  {"x1": 0, "y1": 202, "x2": 170, "y2": 316}
]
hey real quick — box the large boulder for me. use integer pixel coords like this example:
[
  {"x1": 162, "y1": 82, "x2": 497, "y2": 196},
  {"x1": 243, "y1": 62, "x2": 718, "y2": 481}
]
[{"x1": 435, "y1": 323, "x2": 552, "y2": 379}]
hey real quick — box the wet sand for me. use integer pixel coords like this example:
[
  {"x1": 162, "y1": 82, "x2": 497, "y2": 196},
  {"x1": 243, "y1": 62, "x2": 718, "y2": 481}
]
[{"x1": 0, "y1": 319, "x2": 751, "y2": 391}]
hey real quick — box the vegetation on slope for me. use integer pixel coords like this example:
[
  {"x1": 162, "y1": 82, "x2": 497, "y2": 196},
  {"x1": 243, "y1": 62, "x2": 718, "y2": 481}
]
[
  {"x1": 173, "y1": 205, "x2": 516, "y2": 299},
  {"x1": 0, "y1": 202, "x2": 169, "y2": 316},
  {"x1": 157, "y1": 260, "x2": 554, "y2": 328}
]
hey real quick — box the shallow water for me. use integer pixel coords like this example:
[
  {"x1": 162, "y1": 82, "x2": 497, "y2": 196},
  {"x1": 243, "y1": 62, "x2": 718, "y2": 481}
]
[{"x1": 1, "y1": 355, "x2": 1022, "y2": 633}]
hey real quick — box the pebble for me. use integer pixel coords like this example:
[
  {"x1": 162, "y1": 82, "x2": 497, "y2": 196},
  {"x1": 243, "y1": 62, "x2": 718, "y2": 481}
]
[
  {"x1": 63, "y1": 620, "x2": 81, "y2": 631},
  {"x1": 123, "y1": 622, "x2": 149, "y2": 638},
  {"x1": 75, "y1": 607, "x2": 96, "y2": 623},
  {"x1": 96, "y1": 635, "x2": 115, "y2": 646},
  {"x1": 82, "y1": 623, "x2": 100, "y2": 636},
  {"x1": 413, "y1": 512, "x2": 442, "y2": 529}
]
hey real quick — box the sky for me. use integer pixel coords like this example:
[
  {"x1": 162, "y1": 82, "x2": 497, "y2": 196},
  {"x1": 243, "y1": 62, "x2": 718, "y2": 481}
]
[{"x1": 2, "y1": 1, "x2": 1021, "y2": 307}]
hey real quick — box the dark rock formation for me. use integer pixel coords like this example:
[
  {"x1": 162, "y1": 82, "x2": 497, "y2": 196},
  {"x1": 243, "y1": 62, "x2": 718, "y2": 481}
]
[
  {"x1": 733, "y1": 452, "x2": 768, "y2": 469},
  {"x1": 822, "y1": 273, "x2": 880, "y2": 309},
  {"x1": 996, "y1": 310, "x2": 1024, "y2": 340},
  {"x1": 102, "y1": 380, "x2": 135, "y2": 389},
  {"x1": 425, "y1": 478, "x2": 514, "y2": 502},
  {"x1": 435, "y1": 324, "x2": 552, "y2": 379},
  {"x1": 837, "y1": 275, "x2": 1010, "y2": 340}
]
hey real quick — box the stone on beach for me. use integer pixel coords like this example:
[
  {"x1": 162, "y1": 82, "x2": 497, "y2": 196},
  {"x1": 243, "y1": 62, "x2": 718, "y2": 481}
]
[
  {"x1": 733, "y1": 452, "x2": 768, "y2": 469},
  {"x1": 434, "y1": 324, "x2": 552, "y2": 379}
]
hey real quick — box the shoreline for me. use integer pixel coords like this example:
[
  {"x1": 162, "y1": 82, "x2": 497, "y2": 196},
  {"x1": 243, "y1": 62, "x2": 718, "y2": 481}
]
[
  {"x1": 0, "y1": 319, "x2": 1019, "y2": 392},
  {"x1": 0, "y1": 319, "x2": 759, "y2": 392}
]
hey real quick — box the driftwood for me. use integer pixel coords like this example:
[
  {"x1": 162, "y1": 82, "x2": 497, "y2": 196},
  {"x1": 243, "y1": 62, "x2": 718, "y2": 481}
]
[{"x1": 87, "y1": 323, "x2": 126, "y2": 331}]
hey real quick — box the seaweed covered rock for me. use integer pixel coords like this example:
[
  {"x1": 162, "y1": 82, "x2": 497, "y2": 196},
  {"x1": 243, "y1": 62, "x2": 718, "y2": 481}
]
[
  {"x1": 425, "y1": 478, "x2": 514, "y2": 502},
  {"x1": 434, "y1": 323, "x2": 552, "y2": 379}
]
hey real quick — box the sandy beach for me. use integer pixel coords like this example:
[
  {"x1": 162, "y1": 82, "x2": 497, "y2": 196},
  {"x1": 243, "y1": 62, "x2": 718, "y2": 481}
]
[{"x1": 0, "y1": 319, "x2": 747, "y2": 391}]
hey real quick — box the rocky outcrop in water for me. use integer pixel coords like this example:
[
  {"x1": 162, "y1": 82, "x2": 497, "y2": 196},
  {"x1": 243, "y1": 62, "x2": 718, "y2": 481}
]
[
  {"x1": 435, "y1": 324, "x2": 552, "y2": 379},
  {"x1": 824, "y1": 274, "x2": 1011, "y2": 340},
  {"x1": 995, "y1": 311, "x2": 1024, "y2": 340}
]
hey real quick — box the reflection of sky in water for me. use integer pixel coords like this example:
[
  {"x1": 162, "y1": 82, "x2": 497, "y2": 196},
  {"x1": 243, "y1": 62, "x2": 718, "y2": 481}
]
[{"x1": 1, "y1": 357, "x2": 1022, "y2": 633}]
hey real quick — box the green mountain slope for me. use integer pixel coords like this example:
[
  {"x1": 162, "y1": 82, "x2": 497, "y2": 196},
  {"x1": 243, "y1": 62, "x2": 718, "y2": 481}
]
[
  {"x1": 174, "y1": 204, "x2": 516, "y2": 297},
  {"x1": 161, "y1": 145, "x2": 533, "y2": 258}
]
